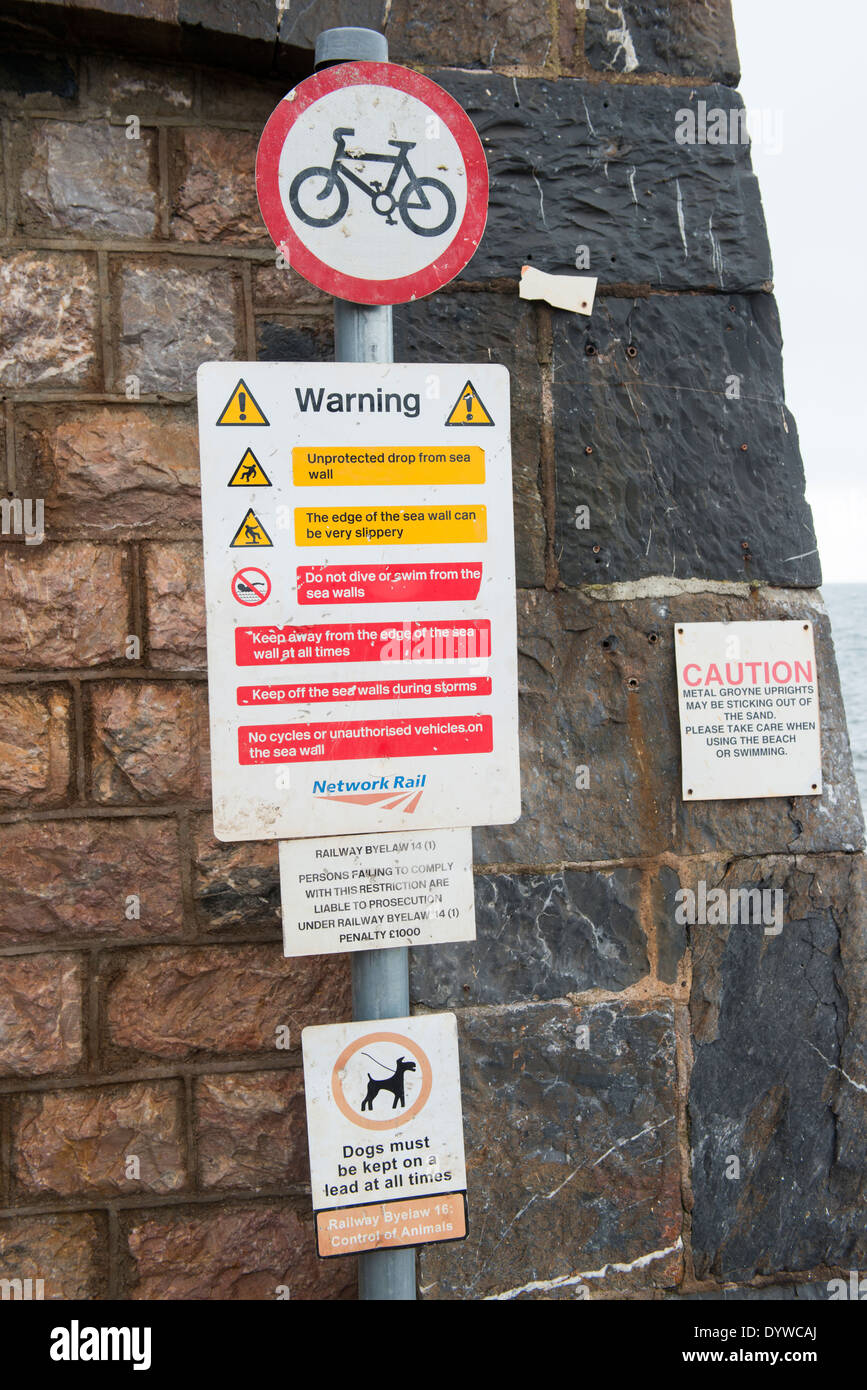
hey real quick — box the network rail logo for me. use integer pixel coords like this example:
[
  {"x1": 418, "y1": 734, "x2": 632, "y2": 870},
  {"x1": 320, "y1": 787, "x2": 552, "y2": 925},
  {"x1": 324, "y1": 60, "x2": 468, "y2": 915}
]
[{"x1": 314, "y1": 772, "x2": 426, "y2": 812}]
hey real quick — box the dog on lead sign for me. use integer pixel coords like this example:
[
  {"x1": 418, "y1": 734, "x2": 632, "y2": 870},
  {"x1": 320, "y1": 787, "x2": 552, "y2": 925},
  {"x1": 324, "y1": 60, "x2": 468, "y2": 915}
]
[{"x1": 302, "y1": 1014, "x2": 468, "y2": 1258}]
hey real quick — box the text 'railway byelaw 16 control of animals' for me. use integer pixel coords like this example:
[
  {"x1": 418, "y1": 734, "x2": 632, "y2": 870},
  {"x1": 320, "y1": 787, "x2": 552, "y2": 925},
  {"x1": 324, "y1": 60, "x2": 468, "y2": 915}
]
[
  {"x1": 302, "y1": 1014, "x2": 468, "y2": 1257},
  {"x1": 196, "y1": 362, "x2": 520, "y2": 843}
]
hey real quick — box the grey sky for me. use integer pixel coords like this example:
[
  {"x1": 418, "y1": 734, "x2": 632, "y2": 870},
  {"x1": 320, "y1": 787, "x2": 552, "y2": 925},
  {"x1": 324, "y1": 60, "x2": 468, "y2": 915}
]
[{"x1": 732, "y1": 0, "x2": 865, "y2": 583}]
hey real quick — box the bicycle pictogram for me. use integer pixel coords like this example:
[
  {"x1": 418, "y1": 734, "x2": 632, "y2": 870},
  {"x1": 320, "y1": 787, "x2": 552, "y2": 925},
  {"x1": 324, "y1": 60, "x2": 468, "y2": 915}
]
[{"x1": 289, "y1": 127, "x2": 457, "y2": 238}]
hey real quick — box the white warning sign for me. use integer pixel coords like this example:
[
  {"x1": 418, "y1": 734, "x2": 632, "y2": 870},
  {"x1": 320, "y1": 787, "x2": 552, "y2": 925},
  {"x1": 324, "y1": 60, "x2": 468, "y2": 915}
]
[
  {"x1": 196, "y1": 360, "x2": 520, "y2": 843},
  {"x1": 676, "y1": 620, "x2": 822, "y2": 801},
  {"x1": 302, "y1": 1012, "x2": 468, "y2": 1258},
  {"x1": 279, "y1": 826, "x2": 475, "y2": 957}
]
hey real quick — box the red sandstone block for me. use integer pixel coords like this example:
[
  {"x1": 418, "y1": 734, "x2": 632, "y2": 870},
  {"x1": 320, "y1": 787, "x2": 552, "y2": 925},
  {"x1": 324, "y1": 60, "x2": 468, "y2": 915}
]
[
  {"x1": 14, "y1": 1080, "x2": 186, "y2": 1197},
  {"x1": 127, "y1": 1204, "x2": 355, "y2": 1300},
  {"x1": 89, "y1": 681, "x2": 210, "y2": 804},
  {"x1": 0, "y1": 954, "x2": 83, "y2": 1078},
  {"x1": 15, "y1": 404, "x2": 201, "y2": 539},
  {"x1": 0, "y1": 544, "x2": 129, "y2": 668},
  {"x1": 0, "y1": 1212, "x2": 107, "y2": 1299},
  {"x1": 0, "y1": 816, "x2": 184, "y2": 944},
  {"x1": 104, "y1": 944, "x2": 351, "y2": 1061},
  {"x1": 195, "y1": 1070, "x2": 308, "y2": 1189},
  {"x1": 170, "y1": 128, "x2": 266, "y2": 244},
  {"x1": 143, "y1": 542, "x2": 206, "y2": 669},
  {"x1": 0, "y1": 686, "x2": 72, "y2": 808}
]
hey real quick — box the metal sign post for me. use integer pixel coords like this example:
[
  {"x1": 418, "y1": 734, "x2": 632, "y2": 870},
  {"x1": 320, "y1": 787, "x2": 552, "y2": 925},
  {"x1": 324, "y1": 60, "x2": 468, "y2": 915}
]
[
  {"x1": 315, "y1": 24, "x2": 412, "y2": 1304},
  {"x1": 198, "y1": 22, "x2": 508, "y2": 1305},
  {"x1": 218, "y1": 22, "x2": 503, "y2": 1301}
]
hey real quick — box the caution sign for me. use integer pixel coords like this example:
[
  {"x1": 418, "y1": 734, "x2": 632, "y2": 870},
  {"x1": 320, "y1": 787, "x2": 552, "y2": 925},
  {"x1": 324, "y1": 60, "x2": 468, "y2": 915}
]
[
  {"x1": 230, "y1": 509, "x2": 272, "y2": 547},
  {"x1": 676, "y1": 621, "x2": 822, "y2": 800},
  {"x1": 445, "y1": 380, "x2": 494, "y2": 427},
  {"x1": 216, "y1": 379, "x2": 269, "y2": 427},
  {"x1": 302, "y1": 1013, "x2": 468, "y2": 1258},
  {"x1": 228, "y1": 449, "x2": 272, "y2": 487}
]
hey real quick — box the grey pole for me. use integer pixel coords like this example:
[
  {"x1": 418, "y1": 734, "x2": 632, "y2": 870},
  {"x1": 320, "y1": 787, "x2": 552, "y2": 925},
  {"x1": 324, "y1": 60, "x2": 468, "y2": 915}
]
[{"x1": 315, "y1": 24, "x2": 417, "y2": 1305}]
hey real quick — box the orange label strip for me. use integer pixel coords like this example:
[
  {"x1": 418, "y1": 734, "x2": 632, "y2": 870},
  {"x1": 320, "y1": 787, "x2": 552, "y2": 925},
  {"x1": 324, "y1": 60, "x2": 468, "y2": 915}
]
[
  {"x1": 316, "y1": 1192, "x2": 467, "y2": 1257},
  {"x1": 293, "y1": 445, "x2": 485, "y2": 486}
]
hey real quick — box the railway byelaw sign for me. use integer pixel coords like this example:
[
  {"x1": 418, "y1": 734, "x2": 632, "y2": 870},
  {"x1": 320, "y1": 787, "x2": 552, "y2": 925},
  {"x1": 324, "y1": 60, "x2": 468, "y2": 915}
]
[
  {"x1": 255, "y1": 62, "x2": 488, "y2": 304},
  {"x1": 196, "y1": 361, "x2": 520, "y2": 842}
]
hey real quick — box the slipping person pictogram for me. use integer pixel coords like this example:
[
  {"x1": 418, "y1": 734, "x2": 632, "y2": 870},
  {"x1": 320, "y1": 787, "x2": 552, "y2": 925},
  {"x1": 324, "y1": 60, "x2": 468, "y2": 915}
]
[{"x1": 230, "y1": 508, "x2": 273, "y2": 547}]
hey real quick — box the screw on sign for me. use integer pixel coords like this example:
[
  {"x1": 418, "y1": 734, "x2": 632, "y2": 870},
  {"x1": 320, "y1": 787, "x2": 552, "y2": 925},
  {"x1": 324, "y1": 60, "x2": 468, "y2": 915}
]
[{"x1": 256, "y1": 63, "x2": 489, "y2": 304}]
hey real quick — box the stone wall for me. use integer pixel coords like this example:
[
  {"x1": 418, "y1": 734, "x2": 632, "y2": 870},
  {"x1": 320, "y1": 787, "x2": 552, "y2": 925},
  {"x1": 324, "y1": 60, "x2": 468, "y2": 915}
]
[{"x1": 0, "y1": 1, "x2": 864, "y2": 1301}]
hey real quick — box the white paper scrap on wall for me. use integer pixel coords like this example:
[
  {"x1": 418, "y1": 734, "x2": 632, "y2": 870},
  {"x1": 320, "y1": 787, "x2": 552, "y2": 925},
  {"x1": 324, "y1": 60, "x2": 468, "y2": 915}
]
[{"x1": 519, "y1": 266, "x2": 597, "y2": 315}]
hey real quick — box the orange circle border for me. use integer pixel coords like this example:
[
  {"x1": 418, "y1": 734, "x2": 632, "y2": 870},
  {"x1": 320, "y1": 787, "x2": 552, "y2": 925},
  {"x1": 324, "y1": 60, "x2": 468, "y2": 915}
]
[{"x1": 331, "y1": 1031, "x2": 433, "y2": 1131}]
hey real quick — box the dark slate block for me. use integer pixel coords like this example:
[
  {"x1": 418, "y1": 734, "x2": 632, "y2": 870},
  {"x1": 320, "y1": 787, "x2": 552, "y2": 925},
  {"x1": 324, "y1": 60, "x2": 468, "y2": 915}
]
[
  {"x1": 655, "y1": 863, "x2": 687, "y2": 984},
  {"x1": 256, "y1": 317, "x2": 333, "y2": 362},
  {"x1": 279, "y1": 1, "x2": 385, "y2": 50},
  {"x1": 473, "y1": 587, "x2": 864, "y2": 866},
  {"x1": 431, "y1": 75, "x2": 770, "y2": 290},
  {"x1": 178, "y1": 0, "x2": 277, "y2": 46},
  {"x1": 387, "y1": 0, "x2": 554, "y2": 69},
  {"x1": 410, "y1": 867, "x2": 650, "y2": 1009},
  {"x1": 191, "y1": 816, "x2": 281, "y2": 934},
  {"x1": 553, "y1": 293, "x2": 820, "y2": 588},
  {"x1": 418, "y1": 1000, "x2": 682, "y2": 1298},
  {"x1": 393, "y1": 293, "x2": 545, "y2": 587},
  {"x1": 689, "y1": 854, "x2": 867, "y2": 1281},
  {"x1": 0, "y1": 52, "x2": 77, "y2": 103},
  {"x1": 584, "y1": 2, "x2": 740, "y2": 85}
]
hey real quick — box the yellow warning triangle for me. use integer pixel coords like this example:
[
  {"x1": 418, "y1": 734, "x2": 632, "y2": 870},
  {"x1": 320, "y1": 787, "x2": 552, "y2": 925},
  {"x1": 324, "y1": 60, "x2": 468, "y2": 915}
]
[
  {"x1": 445, "y1": 379, "x2": 494, "y2": 427},
  {"x1": 227, "y1": 449, "x2": 272, "y2": 487},
  {"x1": 216, "y1": 379, "x2": 269, "y2": 427},
  {"x1": 230, "y1": 508, "x2": 273, "y2": 547}
]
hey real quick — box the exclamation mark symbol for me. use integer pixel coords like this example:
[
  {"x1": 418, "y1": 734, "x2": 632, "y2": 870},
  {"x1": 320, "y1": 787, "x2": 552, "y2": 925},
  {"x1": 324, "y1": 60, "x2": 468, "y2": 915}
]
[
  {"x1": 463, "y1": 389, "x2": 473, "y2": 421},
  {"x1": 238, "y1": 390, "x2": 247, "y2": 421}
]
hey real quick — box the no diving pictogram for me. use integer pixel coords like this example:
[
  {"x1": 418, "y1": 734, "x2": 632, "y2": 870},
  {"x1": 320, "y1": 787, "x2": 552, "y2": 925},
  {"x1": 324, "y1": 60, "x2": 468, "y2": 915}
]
[{"x1": 231, "y1": 567, "x2": 271, "y2": 605}]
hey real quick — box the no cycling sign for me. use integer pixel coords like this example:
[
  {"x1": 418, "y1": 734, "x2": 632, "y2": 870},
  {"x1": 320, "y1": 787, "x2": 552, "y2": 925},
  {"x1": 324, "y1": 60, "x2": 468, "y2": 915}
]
[{"x1": 255, "y1": 62, "x2": 489, "y2": 304}]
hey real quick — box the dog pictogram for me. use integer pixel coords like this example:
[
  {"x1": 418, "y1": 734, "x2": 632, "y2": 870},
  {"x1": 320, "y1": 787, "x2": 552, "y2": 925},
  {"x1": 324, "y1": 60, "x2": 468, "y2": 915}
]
[{"x1": 359, "y1": 1053, "x2": 417, "y2": 1112}]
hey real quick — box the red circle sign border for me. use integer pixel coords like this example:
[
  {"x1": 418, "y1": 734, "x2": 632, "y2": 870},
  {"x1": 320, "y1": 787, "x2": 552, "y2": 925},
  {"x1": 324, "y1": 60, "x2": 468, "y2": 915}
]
[{"x1": 256, "y1": 62, "x2": 489, "y2": 306}]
